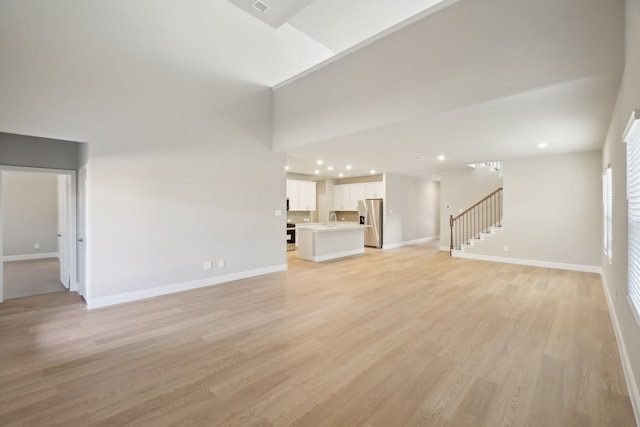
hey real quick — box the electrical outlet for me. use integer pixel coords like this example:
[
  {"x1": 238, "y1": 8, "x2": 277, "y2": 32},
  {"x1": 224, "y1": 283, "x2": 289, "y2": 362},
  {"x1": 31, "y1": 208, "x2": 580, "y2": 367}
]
[
  {"x1": 203, "y1": 261, "x2": 212, "y2": 270},
  {"x1": 503, "y1": 245, "x2": 509, "y2": 252},
  {"x1": 34, "y1": 243, "x2": 40, "y2": 249},
  {"x1": 218, "y1": 259, "x2": 225, "y2": 268}
]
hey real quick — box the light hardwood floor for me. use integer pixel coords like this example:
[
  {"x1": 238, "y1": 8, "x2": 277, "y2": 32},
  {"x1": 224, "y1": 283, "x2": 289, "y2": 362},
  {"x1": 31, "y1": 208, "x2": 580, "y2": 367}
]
[
  {"x1": 3, "y1": 258, "x2": 65, "y2": 300},
  {"x1": 0, "y1": 243, "x2": 636, "y2": 426}
]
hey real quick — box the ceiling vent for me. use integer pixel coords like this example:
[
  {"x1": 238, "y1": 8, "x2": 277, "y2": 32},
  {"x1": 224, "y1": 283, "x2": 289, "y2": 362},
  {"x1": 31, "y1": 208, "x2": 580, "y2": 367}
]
[{"x1": 252, "y1": 1, "x2": 270, "y2": 13}]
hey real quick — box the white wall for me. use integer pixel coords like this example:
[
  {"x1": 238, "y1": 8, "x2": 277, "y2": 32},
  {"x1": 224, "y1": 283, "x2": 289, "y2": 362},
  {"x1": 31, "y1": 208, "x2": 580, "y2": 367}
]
[
  {"x1": 439, "y1": 167, "x2": 503, "y2": 247},
  {"x1": 2, "y1": 171, "x2": 58, "y2": 257},
  {"x1": 462, "y1": 152, "x2": 601, "y2": 268},
  {"x1": 88, "y1": 89, "x2": 287, "y2": 302},
  {"x1": 601, "y1": 0, "x2": 640, "y2": 416},
  {"x1": 384, "y1": 174, "x2": 439, "y2": 247}
]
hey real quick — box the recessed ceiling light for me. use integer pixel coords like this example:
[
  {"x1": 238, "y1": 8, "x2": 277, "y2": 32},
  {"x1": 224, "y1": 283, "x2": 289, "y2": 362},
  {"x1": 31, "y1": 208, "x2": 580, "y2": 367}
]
[
  {"x1": 339, "y1": 173, "x2": 344, "y2": 177},
  {"x1": 314, "y1": 169, "x2": 320, "y2": 174},
  {"x1": 284, "y1": 165, "x2": 290, "y2": 170},
  {"x1": 370, "y1": 169, "x2": 376, "y2": 174},
  {"x1": 437, "y1": 155, "x2": 446, "y2": 161},
  {"x1": 327, "y1": 166, "x2": 333, "y2": 171},
  {"x1": 538, "y1": 142, "x2": 548, "y2": 149},
  {"x1": 346, "y1": 164, "x2": 352, "y2": 170},
  {"x1": 316, "y1": 160, "x2": 323, "y2": 165}
]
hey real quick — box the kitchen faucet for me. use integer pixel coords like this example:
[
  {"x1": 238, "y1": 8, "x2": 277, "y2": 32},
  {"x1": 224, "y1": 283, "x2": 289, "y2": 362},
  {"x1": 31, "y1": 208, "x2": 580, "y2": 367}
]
[{"x1": 330, "y1": 213, "x2": 337, "y2": 226}]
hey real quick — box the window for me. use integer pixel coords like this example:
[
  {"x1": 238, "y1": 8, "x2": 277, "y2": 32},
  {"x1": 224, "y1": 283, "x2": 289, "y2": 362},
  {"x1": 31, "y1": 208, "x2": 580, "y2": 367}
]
[
  {"x1": 625, "y1": 110, "x2": 640, "y2": 320},
  {"x1": 603, "y1": 165, "x2": 612, "y2": 263}
]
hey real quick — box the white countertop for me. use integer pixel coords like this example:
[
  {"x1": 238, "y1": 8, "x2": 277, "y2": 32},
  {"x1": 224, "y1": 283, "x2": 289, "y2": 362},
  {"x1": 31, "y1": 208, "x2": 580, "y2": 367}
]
[{"x1": 296, "y1": 223, "x2": 370, "y2": 232}]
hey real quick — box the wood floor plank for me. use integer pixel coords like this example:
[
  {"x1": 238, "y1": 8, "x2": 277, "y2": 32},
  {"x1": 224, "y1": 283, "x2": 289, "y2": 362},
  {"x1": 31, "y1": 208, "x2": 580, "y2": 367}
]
[
  {"x1": 0, "y1": 242, "x2": 636, "y2": 426},
  {"x1": 526, "y1": 355, "x2": 566, "y2": 426}
]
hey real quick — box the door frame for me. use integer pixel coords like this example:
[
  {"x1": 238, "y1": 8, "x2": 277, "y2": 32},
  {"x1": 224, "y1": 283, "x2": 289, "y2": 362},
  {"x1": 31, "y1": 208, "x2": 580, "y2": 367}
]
[
  {"x1": 77, "y1": 164, "x2": 89, "y2": 303},
  {"x1": 0, "y1": 165, "x2": 78, "y2": 303}
]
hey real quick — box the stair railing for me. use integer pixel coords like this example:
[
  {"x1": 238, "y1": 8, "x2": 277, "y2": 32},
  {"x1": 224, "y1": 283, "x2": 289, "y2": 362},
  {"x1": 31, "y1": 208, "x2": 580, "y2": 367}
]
[{"x1": 449, "y1": 187, "x2": 503, "y2": 255}]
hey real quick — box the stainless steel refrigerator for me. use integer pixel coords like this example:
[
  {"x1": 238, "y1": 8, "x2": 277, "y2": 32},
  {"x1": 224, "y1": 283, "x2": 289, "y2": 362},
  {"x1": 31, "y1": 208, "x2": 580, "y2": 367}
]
[{"x1": 362, "y1": 199, "x2": 383, "y2": 248}]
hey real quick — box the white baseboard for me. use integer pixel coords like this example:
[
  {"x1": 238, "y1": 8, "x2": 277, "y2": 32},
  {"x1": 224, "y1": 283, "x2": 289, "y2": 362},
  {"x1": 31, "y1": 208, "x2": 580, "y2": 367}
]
[
  {"x1": 3, "y1": 252, "x2": 58, "y2": 262},
  {"x1": 451, "y1": 251, "x2": 601, "y2": 273},
  {"x1": 383, "y1": 236, "x2": 437, "y2": 250},
  {"x1": 439, "y1": 246, "x2": 451, "y2": 252},
  {"x1": 601, "y1": 274, "x2": 640, "y2": 425},
  {"x1": 87, "y1": 264, "x2": 288, "y2": 310}
]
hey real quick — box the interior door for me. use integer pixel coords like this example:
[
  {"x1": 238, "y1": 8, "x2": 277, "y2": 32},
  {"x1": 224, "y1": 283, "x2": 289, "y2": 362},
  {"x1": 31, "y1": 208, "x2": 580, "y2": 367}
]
[
  {"x1": 77, "y1": 166, "x2": 87, "y2": 298},
  {"x1": 57, "y1": 175, "x2": 70, "y2": 289}
]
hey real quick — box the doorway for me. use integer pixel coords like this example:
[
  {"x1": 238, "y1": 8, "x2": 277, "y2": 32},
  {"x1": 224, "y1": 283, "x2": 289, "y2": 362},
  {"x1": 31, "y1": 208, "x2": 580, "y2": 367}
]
[{"x1": 0, "y1": 166, "x2": 78, "y2": 303}]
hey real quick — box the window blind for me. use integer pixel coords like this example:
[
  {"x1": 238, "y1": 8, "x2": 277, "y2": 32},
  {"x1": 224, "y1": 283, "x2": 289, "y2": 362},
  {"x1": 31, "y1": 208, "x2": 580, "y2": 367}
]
[{"x1": 625, "y1": 110, "x2": 640, "y2": 318}]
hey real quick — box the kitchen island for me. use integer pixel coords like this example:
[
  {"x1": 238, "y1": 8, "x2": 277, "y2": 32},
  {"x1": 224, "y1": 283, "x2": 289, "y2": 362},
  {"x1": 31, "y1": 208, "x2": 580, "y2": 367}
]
[{"x1": 296, "y1": 223, "x2": 368, "y2": 262}]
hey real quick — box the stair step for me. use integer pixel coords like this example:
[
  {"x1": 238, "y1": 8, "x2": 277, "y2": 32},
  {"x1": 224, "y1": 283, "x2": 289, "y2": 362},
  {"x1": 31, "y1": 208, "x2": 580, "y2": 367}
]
[{"x1": 457, "y1": 227, "x2": 504, "y2": 252}]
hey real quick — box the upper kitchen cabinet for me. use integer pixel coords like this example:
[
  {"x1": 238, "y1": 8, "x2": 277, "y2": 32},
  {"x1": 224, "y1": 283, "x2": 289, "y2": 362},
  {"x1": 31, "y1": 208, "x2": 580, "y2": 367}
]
[
  {"x1": 332, "y1": 184, "x2": 350, "y2": 211},
  {"x1": 299, "y1": 181, "x2": 317, "y2": 211},
  {"x1": 350, "y1": 184, "x2": 365, "y2": 210},
  {"x1": 287, "y1": 179, "x2": 316, "y2": 211},
  {"x1": 365, "y1": 181, "x2": 385, "y2": 199},
  {"x1": 333, "y1": 182, "x2": 383, "y2": 211}
]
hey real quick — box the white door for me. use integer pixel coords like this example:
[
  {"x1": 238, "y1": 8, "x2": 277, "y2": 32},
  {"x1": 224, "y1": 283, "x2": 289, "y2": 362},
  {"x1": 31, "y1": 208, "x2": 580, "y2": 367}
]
[
  {"x1": 77, "y1": 166, "x2": 87, "y2": 298},
  {"x1": 57, "y1": 175, "x2": 70, "y2": 289}
]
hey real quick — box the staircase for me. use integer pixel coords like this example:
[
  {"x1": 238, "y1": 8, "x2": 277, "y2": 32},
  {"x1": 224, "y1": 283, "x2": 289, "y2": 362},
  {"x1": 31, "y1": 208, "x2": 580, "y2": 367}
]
[{"x1": 449, "y1": 187, "x2": 503, "y2": 255}]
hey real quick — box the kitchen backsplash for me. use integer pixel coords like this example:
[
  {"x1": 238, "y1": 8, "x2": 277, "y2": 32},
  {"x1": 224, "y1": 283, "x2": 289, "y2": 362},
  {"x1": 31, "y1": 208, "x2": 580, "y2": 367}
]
[
  {"x1": 333, "y1": 211, "x2": 359, "y2": 222},
  {"x1": 287, "y1": 210, "x2": 358, "y2": 223},
  {"x1": 287, "y1": 211, "x2": 313, "y2": 224}
]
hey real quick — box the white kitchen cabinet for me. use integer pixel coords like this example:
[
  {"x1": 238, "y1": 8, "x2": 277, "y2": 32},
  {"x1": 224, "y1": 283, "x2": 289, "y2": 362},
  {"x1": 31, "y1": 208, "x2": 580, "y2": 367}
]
[
  {"x1": 349, "y1": 183, "x2": 365, "y2": 210},
  {"x1": 287, "y1": 179, "x2": 316, "y2": 211},
  {"x1": 286, "y1": 179, "x2": 293, "y2": 199},
  {"x1": 298, "y1": 180, "x2": 317, "y2": 211},
  {"x1": 332, "y1": 184, "x2": 350, "y2": 211},
  {"x1": 332, "y1": 181, "x2": 385, "y2": 211},
  {"x1": 333, "y1": 183, "x2": 369, "y2": 211},
  {"x1": 365, "y1": 181, "x2": 385, "y2": 199}
]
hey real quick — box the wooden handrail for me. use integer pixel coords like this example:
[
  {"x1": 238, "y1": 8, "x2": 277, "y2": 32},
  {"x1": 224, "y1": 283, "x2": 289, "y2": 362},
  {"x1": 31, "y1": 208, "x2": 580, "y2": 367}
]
[
  {"x1": 449, "y1": 187, "x2": 503, "y2": 255},
  {"x1": 451, "y1": 187, "x2": 503, "y2": 221}
]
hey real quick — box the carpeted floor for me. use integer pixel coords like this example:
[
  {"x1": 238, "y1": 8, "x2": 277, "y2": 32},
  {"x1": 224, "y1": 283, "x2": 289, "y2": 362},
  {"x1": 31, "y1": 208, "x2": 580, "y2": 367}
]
[{"x1": 3, "y1": 258, "x2": 66, "y2": 300}]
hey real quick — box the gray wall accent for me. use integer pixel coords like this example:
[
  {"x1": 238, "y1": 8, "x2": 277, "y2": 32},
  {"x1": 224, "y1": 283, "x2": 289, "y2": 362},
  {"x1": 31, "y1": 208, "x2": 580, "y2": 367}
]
[
  {"x1": 0, "y1": 132, "x2": 86, "y2": 171},
  {"x1": 384, "y1": 174, "x2": 439, "y2": 246},
  {"x1": 601, "y1": 0, "x2": 640, "y2": 410},
  {"x1": 2, "y1": 171, "x2": 58, "y2": 256},
  {"x1": 462, "y1": 151, "x2": 601, "y2": 267},
  {"x1": 88, "y1": 89, "x2": 287, "y2": 299},
  {"x1": 439, "y1": 167, "x2": 503, "y2": 246}
]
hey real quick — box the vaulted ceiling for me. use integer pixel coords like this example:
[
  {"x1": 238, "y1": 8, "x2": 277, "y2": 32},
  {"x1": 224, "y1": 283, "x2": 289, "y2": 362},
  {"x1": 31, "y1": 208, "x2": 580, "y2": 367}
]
[
  {"x1": 273, "y1": 0, "x2": 625, "y2": 178},
  {"x1": 0, "y1": 0, "x2": 625, "y2": 179}
]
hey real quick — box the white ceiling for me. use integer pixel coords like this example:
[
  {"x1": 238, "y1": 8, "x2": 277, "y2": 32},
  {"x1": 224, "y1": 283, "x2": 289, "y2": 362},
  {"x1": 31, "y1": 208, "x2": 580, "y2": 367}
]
[
  {"x1": 0, "y1": 0, "x2": 626, "y2": 180},
  {"x1": 226, "y1": 0, "x2": 456, "y2": 54},
  {"x1": 226, "y1": 0, "x2": 318, "y2": 29},
  {"x1": 273, "y1": 0, "x2": 625, "y2": 179}
]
